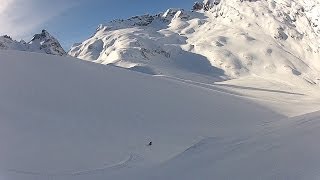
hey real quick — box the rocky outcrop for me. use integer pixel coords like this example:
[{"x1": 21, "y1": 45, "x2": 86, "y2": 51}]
[{"x1": 28, "y1": 30, "x2": 67, "y2": 56}]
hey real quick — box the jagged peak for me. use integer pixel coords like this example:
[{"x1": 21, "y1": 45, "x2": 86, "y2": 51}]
[
  {"x1": 0, "y1": 30, "x2": 66, "y2": 56},
  {"x1": 192, "y1": 0, "x2": 222, "y2": 11},
  {"x1": 1, "y1": 35, "x2": 13, "y2": 40},
  {"x1": 96, "y1": 14, "x2": 164, "y2": 32},
  {"x1": 193, "y1": 1, "x2": 204, "y2": 11},
  {"x1": 203, "y1": 0, "x2": 221, "y2": 10},
  {"x1": 30, "y1": 29, "x2": 53, "y2": 42}
]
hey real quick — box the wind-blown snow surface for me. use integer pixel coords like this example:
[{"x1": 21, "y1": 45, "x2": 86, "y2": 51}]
[
  {"x1": 69, "y1": 0, "x2": 320, "y2": 84},
  {"x1": 2, "y1": 50, "x2": 320, "y2": 179}
]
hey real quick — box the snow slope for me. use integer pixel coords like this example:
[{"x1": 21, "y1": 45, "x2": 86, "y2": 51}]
[
  {"x1": 0, "y1": 50, "x2": 285, "y2": 180},
  {"x1": 0, "y1": 30, "x2": 66, "y2": 56},
  {"x1": 2, "y1": 49, "x2": 320, "y2": 179},
  {"x1": 69, "y1": 0, "x2": 320, "y2": 84},
  {"x1": 115, "y1": 111, "x2": 320, "y2": 180}
]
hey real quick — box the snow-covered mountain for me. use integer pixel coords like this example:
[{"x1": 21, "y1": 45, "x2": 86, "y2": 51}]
[
  {"x1": 2, "y1": 1, "x2": 320, "y2": 179},
  {"x1": 69, "y1": 0, "x2": 320, "y2": 84},
  {"x1": 2, "y1": 1, "x2": 320, "y2": 178},
  {"x1": 0, "y1": 30, "x2": 66, "y2": 56}
]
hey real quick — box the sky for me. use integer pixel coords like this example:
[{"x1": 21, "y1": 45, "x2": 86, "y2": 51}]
[{"x1": 0, "y1": 0, "x2": 197, "y2": 50}]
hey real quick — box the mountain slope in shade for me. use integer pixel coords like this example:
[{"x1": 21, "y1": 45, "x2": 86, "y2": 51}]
[
  {"x1": 0, "y1": 30, "x2": 66, "y2": 56},
  {"x1": 69, "y1": 0, "x2": 320, "y2": 84}
]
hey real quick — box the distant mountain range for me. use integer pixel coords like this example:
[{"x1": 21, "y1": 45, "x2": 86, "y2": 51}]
[
  {"x1": 1, "y1": 0, "x2": 320, "y2": 84},
  {"x1": 0, "y1": 30, "x2": 66, "y2": 56}
]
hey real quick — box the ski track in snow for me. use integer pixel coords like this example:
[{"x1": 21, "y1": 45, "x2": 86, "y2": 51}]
[{"x1": 8, "y1": 154, "x2": 138, "y2": 178}]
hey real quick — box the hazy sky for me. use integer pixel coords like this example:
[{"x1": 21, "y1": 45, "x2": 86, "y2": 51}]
[{"x1": 0, "y1": 0, "x2": 196, "y2": 49}]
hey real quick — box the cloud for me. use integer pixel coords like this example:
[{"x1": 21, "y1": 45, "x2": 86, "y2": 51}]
[{"x1": 0, "y1": 0, "x2": 79, "y2": 40}]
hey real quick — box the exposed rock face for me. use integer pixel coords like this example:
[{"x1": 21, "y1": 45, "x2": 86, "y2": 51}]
[
  {"x1": 203, "y1": 0, "x2": 221, "y2": 10},
  {"x1": 28, "y1": 30, "x2": 67, "y2": 56},
  {"x1": 192, "y1": 1, "x2": 204, "y2": 11},
  {"x1": 0, "y1": 35, "x2": 27, "y2": 51}
]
